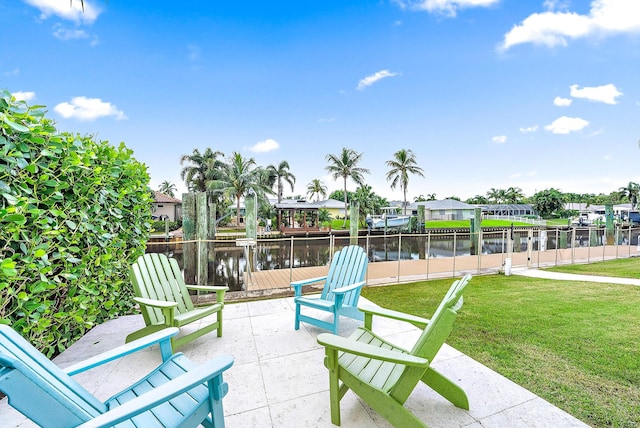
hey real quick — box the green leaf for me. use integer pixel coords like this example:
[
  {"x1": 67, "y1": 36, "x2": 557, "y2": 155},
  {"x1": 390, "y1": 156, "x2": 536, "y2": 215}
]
[
  {"x1": 1, "y1": 214, "x2": 26, "y2": 224},
  {"x1": 1, "y1": 193, "x2": 19, "y2": 205},
  {"x1": 34, "y1": 249, "x2": 46, "y2": 258},
  {"x1": 1, "y1": 114, "x2": 29, "y2": 132}
]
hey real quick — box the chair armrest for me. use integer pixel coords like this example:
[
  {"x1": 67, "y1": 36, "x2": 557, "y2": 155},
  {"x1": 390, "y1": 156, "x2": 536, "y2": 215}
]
[
  {"x1": 317, "y1": 333, "x2": 428, "y2": 367},
  {"x1": 358, "y1": 303, "x2": 430, "y2": 329},
  {"x1": 76, "y1": 354, "x2": 234, "y2": 428},
  {"x1": 186, "y1": 285, "x2": 228, "y2": 303},
  {"x1": 290, "y1": 276, "x2": 328, "y2": 296},
  {"x1": 63, "y1": 328, "x2": 180, "y2": 376},
  {"x1": 133, "y1": 297, "x2": 178, "y2": 310},
  {"x1": 332, "y1": 280, "x2": 366, "y2": 295},
  {"x1": 291, "y1": 276, "x2": 327, "y2": 287}
]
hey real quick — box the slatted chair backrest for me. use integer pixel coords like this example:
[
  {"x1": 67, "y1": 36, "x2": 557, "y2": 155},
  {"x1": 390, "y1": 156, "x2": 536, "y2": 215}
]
[
  {"x1": 321, "y1": 245, "x2": 368, "y2": 306},
  {"x1": 130, "y1": 253, "x2": 195, "y2": 325},
  {"x1": 389, "y1": 274, "x2": 472, "y2": 402},
  {"x1": 0, "y1": 325, "x2": 105, "y2": 428}
]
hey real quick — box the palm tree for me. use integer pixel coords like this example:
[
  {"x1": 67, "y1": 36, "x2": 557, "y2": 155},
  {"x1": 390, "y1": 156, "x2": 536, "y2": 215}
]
[
  {"x1": 306, "y1": 179, "x2": 328, "y2": 201},
  {"x1": 158, "y1": 181, "x2": 177, "y2": 198},
  {"x1": 266, "y1": 161, "x2": 296, "y2": 203},
  {"x1": 385, "y1": 149, "x2": 425, "y2": 215},
  {"x1": 504, "y1": 186, "x2": 525, "y2": 204},
  {"x1": 211, "y1": 152, "x2": 268, "y2": 226},
  {"x1": 325, "y1": 148, "x2": 370, "y2": 228},
  {"x1": 179, "y1": 148, "x2": 224, "y2": 193},
  {"x1": 619, "y1": 182, "x2": 640, "y2": 209}
]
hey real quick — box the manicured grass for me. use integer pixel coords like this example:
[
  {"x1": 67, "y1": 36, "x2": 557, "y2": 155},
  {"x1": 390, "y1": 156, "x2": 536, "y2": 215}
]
[
  {"x1": 425, "y1": 220, "x2": 533, "y2": 228},
  {"x1": 361, "y1": 274, "x2": 640, "y2": 428},
  {"x1": 545, "y1": 257, "x2": 640, "y2": 279},
  {"x1": 546, "y1": 218, "x2": 571, "y2": 227}
]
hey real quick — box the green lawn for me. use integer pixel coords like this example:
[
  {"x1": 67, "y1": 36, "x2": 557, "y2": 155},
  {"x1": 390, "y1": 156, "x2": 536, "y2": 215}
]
[
  {"x1": 545, "y1": 257, "x2": 640, "y2": 279},
  {"x1": 361, "y1": 272, "x2": 640, "y2": 428}
]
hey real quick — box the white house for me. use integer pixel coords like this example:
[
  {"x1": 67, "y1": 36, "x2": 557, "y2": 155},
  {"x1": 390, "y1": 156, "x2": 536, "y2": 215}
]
[{"x1": 152, "y1": 191, "x2": 182, "y2": 221}]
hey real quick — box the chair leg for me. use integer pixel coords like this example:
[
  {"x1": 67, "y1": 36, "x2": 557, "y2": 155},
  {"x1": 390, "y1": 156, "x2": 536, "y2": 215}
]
[
  {"x1": 332, "y1": 312, "x2": 339, "y2": 335},
  {"x1": 217, "y1": 310, "x2": 223, "y2": 337},
  {"x1": 295, "y1": 303, "x2": 301, "y2": 330}
]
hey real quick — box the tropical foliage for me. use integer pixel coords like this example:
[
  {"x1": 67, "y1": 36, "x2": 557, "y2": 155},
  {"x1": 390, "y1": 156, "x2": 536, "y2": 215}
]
[
  {"x1": 0, "y1": 90, "x2": 151, "y2": 356},
  {"x1": 266, "y1": 161, "x2": 296, "y2": 203},
  {"x1": 306, "y1": 178, "x2": 328, "y2": 201},
  {"x1": 325, "y1": 147, "x2": 370, "y2": 228},
  {"x1": 531, "y1": 188, "x2": 565, "y2": 218},
  {"x1": 158, "y1": 180, "x2": 177, "y2": 198},
  {"x1": 385, "y1": 149, "x2": 425, "y2": 215}
]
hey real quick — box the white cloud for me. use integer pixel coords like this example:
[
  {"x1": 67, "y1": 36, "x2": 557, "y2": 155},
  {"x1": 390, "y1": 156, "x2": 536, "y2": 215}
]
[
  {"x1": 12, "y1": 91, "x2": 36, "y2": 102},
  {"x1": 53, "y1": 26, "x2": 89, "y2": 41},
  {"x1": 3, "y1": 68, "x2": 20, "y2": 77},
  {"x1": 570, "y1": 83, "x2": 622, "y2": 104},
  {"x1": 544, "y1": 116, "x2": 589, "y2": 134},
  {"x1": 492, "y1": 135, "x2": 507, "y2": 144},
  {"x1": 24, "y1": 0, "x2": 101, "y2": 24},
  {"x1": 519, "y1": 125, "x2": 539, "y2": 133},
  {"x1": 54, "y1": 97, "x2": 127, "y2": 121},
  {"x1": 396, "y1": 0, "x2": 499, "y2": 17},
  {"x1": 356, "y1": 70, "x2": 398, "y2": 90},
  {"x1": 554, "y1": 96, "x2": 572, "y2": 106},
  {"x1": 318, "y1": 117, "x2": 336, "y2": 123},
  {"x1": 248, "y1": 139, "x2": 279, "y2": 153},
  {"x1": 501, "y1": 0, "x2": 640, "y2": 50}
]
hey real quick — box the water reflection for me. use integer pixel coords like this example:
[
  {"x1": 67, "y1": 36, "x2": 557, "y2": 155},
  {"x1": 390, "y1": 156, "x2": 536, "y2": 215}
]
[{"x1": 146, "y1": 228, "x2": 624, "y2": 292}]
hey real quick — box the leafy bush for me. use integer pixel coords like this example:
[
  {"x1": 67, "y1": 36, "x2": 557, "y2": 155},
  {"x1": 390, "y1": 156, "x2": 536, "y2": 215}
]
[
  {"x1": 151, "y1": 220, "x2": 182, "y2": 232},
  {"x1": 0, "y1": 89, "x2": 152, "y2": 356}
]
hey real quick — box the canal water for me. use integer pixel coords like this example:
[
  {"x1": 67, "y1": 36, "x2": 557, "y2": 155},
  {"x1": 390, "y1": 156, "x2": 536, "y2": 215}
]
[{"x1": 146, "y1": 228, "x2": 633, "y2": 291}]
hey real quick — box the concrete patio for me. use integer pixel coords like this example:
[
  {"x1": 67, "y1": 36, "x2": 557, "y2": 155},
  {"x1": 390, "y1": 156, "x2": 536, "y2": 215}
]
[{"x1": 1, "y1": 294, "x2": 589, "y2": 427}]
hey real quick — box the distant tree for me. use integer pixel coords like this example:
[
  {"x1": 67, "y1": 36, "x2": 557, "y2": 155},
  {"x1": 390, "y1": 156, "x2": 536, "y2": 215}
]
[
  {"x1": 326, "y1": 148, "x2": 370, "y2": 228},
  {"x1": 266, "y1": 160, "x2": 296, "y2": 203},
  {"x1": 158, "y1": 180, "x2": 177, "y2": 198},
  {"x1": 504, "y1": 186, "x2": 525, "y2": 203},
  {"x1": 307, "y1": 179, "x2": 328, "y2": 201},
  {"x1": 385, "y1": 149, "x2": 425, "y2": 215},
  {"x1": 486, "y1": 188, "x2": 507, "y2": 204},
  {"x1": 352, "y1": 185, "x2": 386, "y2": 221},
  {"x1": 180, "y1": 148, "x2": 224, "y2": 193},
  {"x1": 619, "y1": 182, "x2": 640, "y2": 209},
  {"x1": 446, "y1": 196, "x2": 461, "y2": 201},
  {"x1": 466, "y1": 195, "x2": 488, "y2": 204},
  {"x1": 531, "y1": 188, "x2": 565, "y2": 218},
  {"x1": 211, "y1": 152, "x2": 270, "y2": 226}
]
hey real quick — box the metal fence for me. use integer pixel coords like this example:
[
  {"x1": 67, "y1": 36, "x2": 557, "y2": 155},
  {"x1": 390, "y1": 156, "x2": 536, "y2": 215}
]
[{"x1": 145, "y1": 226, "x2": 640, "y2": 295}]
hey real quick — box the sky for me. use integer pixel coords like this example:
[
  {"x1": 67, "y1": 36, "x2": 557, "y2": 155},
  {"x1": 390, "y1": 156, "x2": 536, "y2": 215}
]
[{"x1": 1, "y1": 0, "x2": 640, "y2": 203}]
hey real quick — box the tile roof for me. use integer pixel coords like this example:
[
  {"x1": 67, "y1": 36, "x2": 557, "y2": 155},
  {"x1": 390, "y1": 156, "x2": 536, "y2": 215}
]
[{"x1": 153, "y1": 191, "x2": 182, "y2": 204}]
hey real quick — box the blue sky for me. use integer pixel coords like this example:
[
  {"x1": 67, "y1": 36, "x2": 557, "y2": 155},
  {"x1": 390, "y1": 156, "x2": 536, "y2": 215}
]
[{"x1": 2, "y1": 0, "x2": 639, "y2": 202}]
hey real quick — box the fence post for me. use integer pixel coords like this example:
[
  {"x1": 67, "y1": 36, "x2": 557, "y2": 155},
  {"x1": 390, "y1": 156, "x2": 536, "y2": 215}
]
[
  {"x1": 397, "y1": 233, "x2": 402, "y2": 284},
  {"x1": 426, "y1": 232, "x2": 431, "y2": 279},
  {"x1": 555, "y1": 229, "x2": 559, "y2": 266},
  {"x1": 289, "y1": 235, "x2": 294, "y2": 284},
  {"x1": 452, "y1": 230, "x2": 457, "y2": 277}
]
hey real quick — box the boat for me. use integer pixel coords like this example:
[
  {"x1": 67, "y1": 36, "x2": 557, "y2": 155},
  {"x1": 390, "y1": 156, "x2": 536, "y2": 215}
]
[{"x1": 369, "y1": 214, "x2": 411, "y2": 229}]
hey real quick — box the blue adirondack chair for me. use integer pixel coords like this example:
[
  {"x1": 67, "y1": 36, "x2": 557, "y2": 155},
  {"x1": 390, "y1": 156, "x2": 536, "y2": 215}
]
[
  {"x1": 291, "y1": 245, "x2": 368, "y2": 334},
  {"x1": 0, "y1": 325, "x2": 233, "y2": 428}
]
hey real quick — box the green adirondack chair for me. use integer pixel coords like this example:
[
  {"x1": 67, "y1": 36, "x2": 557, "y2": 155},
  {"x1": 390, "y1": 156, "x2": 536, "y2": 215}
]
[
  {"x1": 317, "y1": 274, "x2": 472, "y2": 427},
  {"x1": 291, "y1": 245, "x2": 368, "y2": 334},
  {"x1": 0, "y1": 326, "x2": 233, "y2": 428},
  {"x1": 125, "y1": 253, "x2": 228, "y2": 352}
]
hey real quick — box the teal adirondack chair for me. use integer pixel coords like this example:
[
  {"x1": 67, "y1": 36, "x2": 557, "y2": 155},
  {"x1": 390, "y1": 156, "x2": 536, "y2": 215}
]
[
  {"x1": 317, "y1": 274, "x2": 473, "y2": 427},
  {"x1": 0, "y1": 326, "x2": 233, "y2": 428},
  {"x1": 126, "y1": 253, "x2": 228, "y2": 352},
  {"x1": 291, "y1": 245, "x2": 368, "y2": 334}
]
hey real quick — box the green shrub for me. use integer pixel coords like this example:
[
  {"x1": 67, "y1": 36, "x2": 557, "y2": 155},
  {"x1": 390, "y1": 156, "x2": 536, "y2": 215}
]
[
  {"x1": 151, "y1": 220, "x2": 182, "y2": 232},
  {"x1": 0, "y1": 89, "x2": 152, "y2": 357}
]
